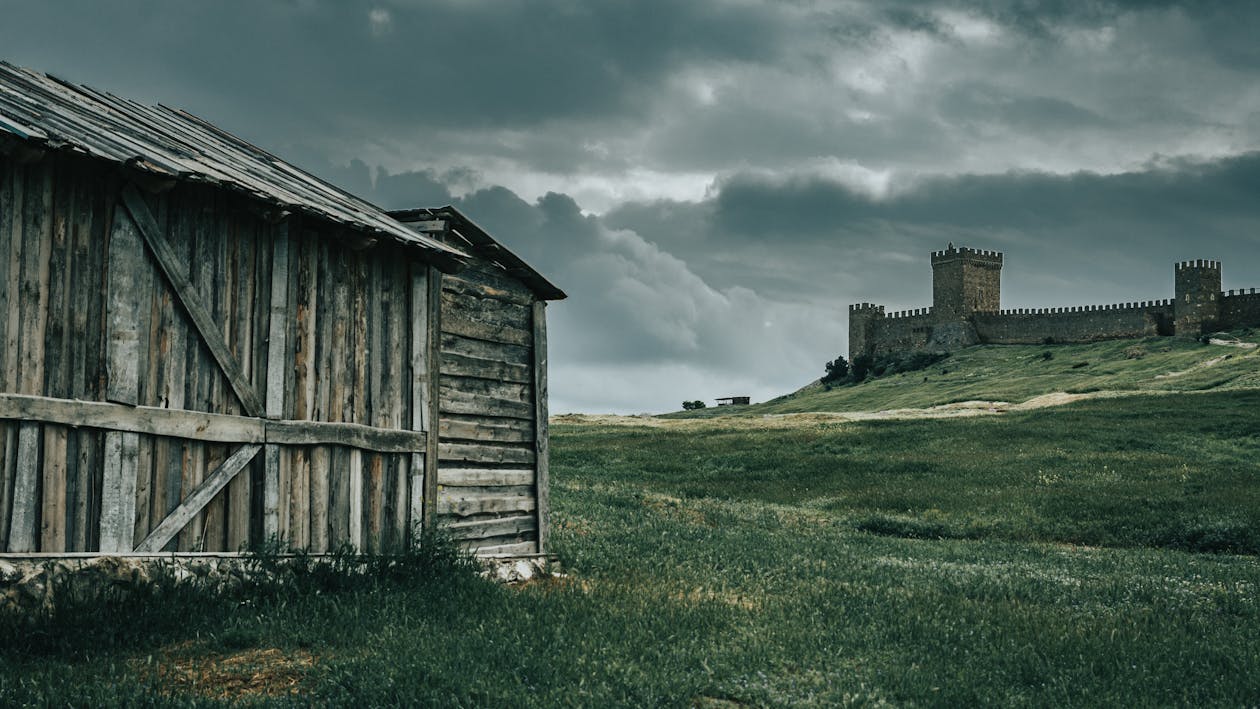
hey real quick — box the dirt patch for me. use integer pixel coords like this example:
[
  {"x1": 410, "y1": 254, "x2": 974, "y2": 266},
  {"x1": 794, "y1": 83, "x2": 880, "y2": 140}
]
[{"x1": 134, "y1": 642, "x2": 317, "y2": 700}]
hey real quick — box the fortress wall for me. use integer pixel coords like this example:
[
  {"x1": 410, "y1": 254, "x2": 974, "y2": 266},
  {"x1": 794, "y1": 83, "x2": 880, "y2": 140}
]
[
  {"x1": 972, "y1": 301, "x2": 1173, "y2": 344},
  {"x1": 1220, "y1": 289, "x2": 1260, "y2": 330},
  {"x1": 865, "y1": 310, "x2": 937, "y2": 357}
]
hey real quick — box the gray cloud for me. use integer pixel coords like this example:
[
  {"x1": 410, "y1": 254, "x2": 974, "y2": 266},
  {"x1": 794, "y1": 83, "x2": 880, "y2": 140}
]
[{"x1": 3, "y1": 0, "x2": 1260, "y2": 411}]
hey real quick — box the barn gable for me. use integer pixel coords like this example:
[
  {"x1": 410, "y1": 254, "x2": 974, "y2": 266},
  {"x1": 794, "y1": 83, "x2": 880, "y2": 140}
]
[{"x1": 0, "y1": 64, "x2": 559, "y2": 557}]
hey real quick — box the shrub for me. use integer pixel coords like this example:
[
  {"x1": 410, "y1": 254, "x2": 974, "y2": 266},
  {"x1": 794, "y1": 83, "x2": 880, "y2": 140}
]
[
  {"x1": 681, "y1": 400, "x2": 707, "y2": 410},
  {"x1": 821, "y1": 355, "x2": 849, "y2": 385}
]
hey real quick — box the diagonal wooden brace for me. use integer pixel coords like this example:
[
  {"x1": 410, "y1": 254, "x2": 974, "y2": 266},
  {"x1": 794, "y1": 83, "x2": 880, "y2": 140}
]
[
  {"x1": 119, "y1": 184, "x2": 266, "y2": 418},
  {"x1": 133, "y1": 443, "x2": 263, "y2": 552}
]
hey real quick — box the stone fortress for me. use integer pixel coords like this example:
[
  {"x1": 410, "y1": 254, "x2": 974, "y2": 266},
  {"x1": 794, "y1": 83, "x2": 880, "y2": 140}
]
[{"x1": 849, "y1": 244, "x2": 1260, "y2": 361}]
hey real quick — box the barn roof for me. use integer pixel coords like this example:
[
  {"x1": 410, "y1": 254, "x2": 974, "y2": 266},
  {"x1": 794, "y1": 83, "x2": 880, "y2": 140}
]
[
  {"x1": 0, "y1": 62, "x2": 467, "y2": 270},
  {"x1": 392, "y1": 206, "x2": 567, "y2": 301}
]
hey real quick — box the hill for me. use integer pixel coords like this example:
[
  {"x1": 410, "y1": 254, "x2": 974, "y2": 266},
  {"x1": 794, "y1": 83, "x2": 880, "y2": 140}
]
[{"x1": 668, "y1": 332, "x2": 1260, "y2": 417}]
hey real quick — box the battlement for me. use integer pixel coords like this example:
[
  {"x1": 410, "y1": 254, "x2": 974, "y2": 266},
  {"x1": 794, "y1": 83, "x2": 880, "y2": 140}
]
[
  {"x1": 930, "y1": 245, "x2": 1004, "y2": 264},
  {"x1": 1224, "y1": 288, "x2": 1259, "y2": 297},
  {"x1": 1176, "y1": 259, "x2": 1221, "y2": 271},
  {"x1": 993, "y1": 299, "x2": 1174, "y2": 316},
  {"x1": 849, "y1": 302, "x2": 885, "y2": 316},
  {"x1": 885, "y1": 307, "x2": 935, "y2": 320}
]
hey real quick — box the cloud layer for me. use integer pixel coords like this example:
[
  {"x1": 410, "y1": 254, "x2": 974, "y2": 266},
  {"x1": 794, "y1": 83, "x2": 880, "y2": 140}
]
[{"x1": 3, "y1": 1, "x2": 1258, "y2": 411}]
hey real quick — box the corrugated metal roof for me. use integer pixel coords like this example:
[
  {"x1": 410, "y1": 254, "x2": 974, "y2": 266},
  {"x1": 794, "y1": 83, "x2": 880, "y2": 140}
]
[
  {"x1": 391, "y1": 206, "x2": 567, "y2": 301},
  {"x1": 0, "y1": 62, "x2": 467, "y2": 270}
]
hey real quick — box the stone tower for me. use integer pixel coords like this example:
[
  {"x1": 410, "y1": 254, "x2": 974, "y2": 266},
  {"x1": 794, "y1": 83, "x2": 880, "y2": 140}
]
[
  {"x1": 1174, "y1": 259, "x2": 1222, "y2": 336},
  {"x1": 931, "y1": 244, "x2": 1003, "y2": 318},
  {"x1": 847, "y1": 303, "x2": 884, "y2": 361}
]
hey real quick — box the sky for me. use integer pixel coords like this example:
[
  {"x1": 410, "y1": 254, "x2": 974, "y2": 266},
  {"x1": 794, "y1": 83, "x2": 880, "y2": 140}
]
[{"x1": 3, "y1": 0, "x2": 1259, "y2": 413}]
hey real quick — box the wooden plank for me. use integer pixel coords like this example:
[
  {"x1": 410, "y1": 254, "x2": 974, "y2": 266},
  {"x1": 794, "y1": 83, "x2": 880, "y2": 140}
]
[
  {"x1": 423, "y1": 267, "x2": 441, "y2": 528},
  {"x1": 388, "y1": 267, "x2": 407, "y2": 548},
  {"x1": 440, "y1": 351, "x2": 531, "y2": 384},
  {"x1": 105, "y1": 196, "x2": 145, "y2": 405},
  {"x1": 442, "y1": 272, "x2": 533, "y2": 306},
  {"x1": 0, "y1": 164, "x2": 14, "y2": 399},
  {"x1": 8, "y1": 422, "x2": 40, "y2": 551},
  {"x1": 265, "y1": 419, "x2": 425, "y2": 452},
  {"x1": 409, "y1": 265, "x2": 429, "y2": 536},
  {"x1": 98, "y1": 431, "x2": 138, "y2": 552},
  {"x1": 439, "y1": 390, "x2": 535, "y2": 420},
  {"x1": 439, "y1": 442, "x2": 534, "y2": 466},
  {"x1": 349, "y1": 448, "x2": 363, "y2": 550},
  {"x1": 444, "y1": 514, "x2": 536, "y2": 541},
  {"x1": 440, "y1": 309, "x2": 532, "y2": 346},
  {"x1": 471, "y1": 540, "x2": 539, "y2": 556},
  {"x1": 263, "y1": 223, "x2": 289, "y2": 539},
  {"x1": 438, "y1": 468, "x2": 534, "y2": 487},
  {"x1": 289, "y1": 448, "x2": 310, "y2": 550},
  {"x1": 441, "y1": 333, "x2": 530, "y2": 366},
  {"x1": 39, "y1": 424, "x2": 67, "y2": 551},
  {"x1": 0, "y1": 393, "x2": 265, "y2": 442},
  {"x1": 119, "y1": 185, "x2": 264, "y2": 417},
  {"x1": 532, "y1": 300, "x2": 550, "y2": 552},
  {"x1": 3, "y1": 165, "x2": 24, "y2": 394},
  {"x1": 133, "y1": 443, "x2": 262, "y2": 553},
  {"x1": 17, "y1": 165, "x2": 52, "y2": 396},
  {"x1": 0, "y1": 425, "x2": 10, "y2": 549},
  {"x1": 439, "y1": 415, "x2": 533, "y2": 444},
  {"x1": 309, "y1": 445, "x2": 329, "y2": 552},
  {"x1": 438, "y1": 495, "x2": 536, "y2": 516}
]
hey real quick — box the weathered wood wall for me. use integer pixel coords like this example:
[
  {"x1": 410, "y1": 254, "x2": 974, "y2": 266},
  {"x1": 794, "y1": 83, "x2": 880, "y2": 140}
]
[
  {"x1": 0, "y1": 153, "x2": 429, "y2": 554},
  {"x1": 437, "y1": 260, "x2": 543, "y2": 555}
]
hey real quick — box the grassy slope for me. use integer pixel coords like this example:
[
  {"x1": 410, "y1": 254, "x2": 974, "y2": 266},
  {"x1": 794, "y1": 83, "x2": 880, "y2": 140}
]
[
  {"x1": 3, "y1": 391, "x2": 1257, "y2": 706},
  {"x1": 669, "y1": 334, "x2": 1260, "y2": 416}
]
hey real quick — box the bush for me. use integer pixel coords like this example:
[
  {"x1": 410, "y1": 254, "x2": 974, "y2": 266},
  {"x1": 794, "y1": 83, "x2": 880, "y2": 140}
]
[
  {"x1": 681, "y1": 400, "x2": 707, "y2": 410},
  {"x1": 821, "y1": 355, "x2": 849, "y2": 385}
]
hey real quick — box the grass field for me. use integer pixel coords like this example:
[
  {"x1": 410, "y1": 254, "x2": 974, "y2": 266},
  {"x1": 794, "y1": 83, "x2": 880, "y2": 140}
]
[
  {"x1": 2, "y1": 385, "x2": 1257, "y2": 706},
  {"x1": 667, "y1": 333, "x2": 1260, "y2": 417}
]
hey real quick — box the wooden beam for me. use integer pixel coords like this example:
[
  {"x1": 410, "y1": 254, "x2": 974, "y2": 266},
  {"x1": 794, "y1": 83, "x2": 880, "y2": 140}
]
[
  {"x1": 264, "y1": 419, "x2": 425, "y2": 452},
  {"x1": 133, "y1": 444, "x2": 262, "y2": 553},
  {"x1": 0, "y1": 393, "x2": 264, "y2": 442},
  {"x1": 406, "y1": 219, "x2": 447, "y2": 233},
  {"x1": 263, "y1": 223, "x2": 290, "y2": 539},
  {"x1": 423, "y1": 266, "x2": 442, "y2": 528},
  {"x1": 7, "y1": 422, "x2": 40, "y2": 552},
  {"x1": 409, "y1": 265, "x2": 429, "y2": 537},
  {"x1": 0, "y1": 393, "x2": 425, "y2": 452},
  {"x1": 119, "y1": 185, "x2": 265, "y2": 418},
  {"x1": 532, "y1": 300, "x2": 550, "y2": 553}
]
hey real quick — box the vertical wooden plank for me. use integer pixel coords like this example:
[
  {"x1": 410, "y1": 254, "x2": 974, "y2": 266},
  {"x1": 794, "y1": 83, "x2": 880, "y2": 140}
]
[
  {"x1": 39, "y1": 424, "x2": 68, "y2": 552},
  {"x1": 533, "y1": 299, "x2": 550, "y2": 553},
  {"x1": 289, "y1": 233, "x2": 316, "y2": 549},
  {"x1": 8, "y1": 422, "x2": 40, "y2": 552},
  {"x1": 388, "y1": 263, "x2": 408, "y2": 548},
  {"x1": 423, "y1": 267, "x2": 442, "y2": 528},
  {"x1": 0, "y1": 163, "x2": 14, "y2": 398},
  {"x1": 18, "y1": 164, "x2": 52, "y2": 397},
  {"x1": 309, "y1": 445, "x2": 329, "y2": 552},
  {"x1": 263, "y1": 223, "x2": 289, "y2": 540},
  {"x1": 349, "y1": 448, "x2": 363, "y2": 550},
  {"x1": 3, "y1": 166, "x2": 24, "y2": 394},
  {"x1": 100, "y1": 196, "x2": 146, "y2": 552},
  {"x1": 0, "y1": 423, "x2": 10, "y2": 550},
  {"x1": 408, "y1": 265, "x2": 428, "y2": 537}
]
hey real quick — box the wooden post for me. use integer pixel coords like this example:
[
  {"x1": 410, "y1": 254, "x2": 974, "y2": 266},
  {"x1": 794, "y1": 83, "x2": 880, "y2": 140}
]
[
  {"x1": 532, "y1": 300, "x2": 550, "y2": 553},
  {"x1": 408, "y1": 265, "x2": 429, "y2": 538},
  {"x1": 422, "y1": 266, "x2": 441, "y2": 529},
  {"x1": 100, "y1": 201, "x2": 145, "y2": 552},
  {"x1": 262, "y1": 222, "x2": 290, "y2": 541}
]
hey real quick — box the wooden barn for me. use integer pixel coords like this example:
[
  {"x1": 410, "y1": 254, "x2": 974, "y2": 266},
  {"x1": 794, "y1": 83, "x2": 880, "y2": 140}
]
[{"x1": 0, "y1": 63, "x2": 563, "y2": 558}]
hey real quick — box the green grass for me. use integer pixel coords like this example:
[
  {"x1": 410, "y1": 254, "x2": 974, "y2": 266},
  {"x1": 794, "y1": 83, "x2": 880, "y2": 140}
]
[
  {"x1": 2, "y1": 391, "x2": 1258, "y2": 705},
  {"x1": 669, "y1": 334, "x2": 1260, "y2": 416}
]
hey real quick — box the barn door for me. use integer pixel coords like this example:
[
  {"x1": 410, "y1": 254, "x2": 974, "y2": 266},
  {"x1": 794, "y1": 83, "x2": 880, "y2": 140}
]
[{"x1": 92, "y1": 184, "x2": 430, "y2": 554}]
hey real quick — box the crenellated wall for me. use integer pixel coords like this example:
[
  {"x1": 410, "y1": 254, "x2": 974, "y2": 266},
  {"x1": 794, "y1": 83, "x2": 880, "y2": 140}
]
[{"x1": 849, "y1": 246, "x2": 1259, "y2": 361}]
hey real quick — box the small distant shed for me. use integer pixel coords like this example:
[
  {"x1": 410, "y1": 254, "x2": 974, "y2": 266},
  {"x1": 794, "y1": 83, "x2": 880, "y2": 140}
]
[
  {"x1": 716, "y1": 397, "x2": 750, "y2": 406},
  {"x1": 0, "y1": 63, "x2": 563, "y2": 558}
]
